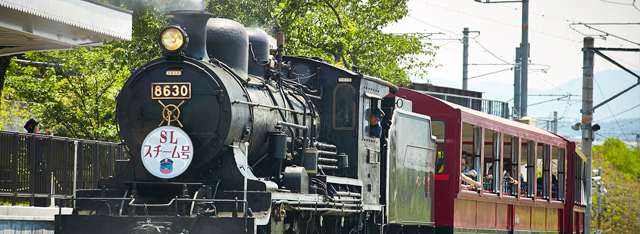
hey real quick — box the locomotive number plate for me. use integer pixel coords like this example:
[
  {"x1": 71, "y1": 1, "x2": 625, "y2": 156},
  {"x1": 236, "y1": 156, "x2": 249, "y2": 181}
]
[{"x1": 152, "y1": 82, "x2": 191, "y2": 99}]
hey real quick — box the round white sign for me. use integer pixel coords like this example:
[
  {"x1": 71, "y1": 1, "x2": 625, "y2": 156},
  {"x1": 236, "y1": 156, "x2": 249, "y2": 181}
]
[{"x1": 140, "y1": 126, "x2": 194, "y2": 179}]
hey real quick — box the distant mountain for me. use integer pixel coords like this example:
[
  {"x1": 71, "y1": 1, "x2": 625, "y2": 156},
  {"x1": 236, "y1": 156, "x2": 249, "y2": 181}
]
[{"x1": 418, "y1": 69, "x2": 639, "y2": 143}]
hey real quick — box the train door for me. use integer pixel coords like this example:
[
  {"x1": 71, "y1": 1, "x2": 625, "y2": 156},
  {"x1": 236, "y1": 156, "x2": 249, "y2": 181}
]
[{"x1": 385, "y1": 109, "x2": 435, "y2": 226}]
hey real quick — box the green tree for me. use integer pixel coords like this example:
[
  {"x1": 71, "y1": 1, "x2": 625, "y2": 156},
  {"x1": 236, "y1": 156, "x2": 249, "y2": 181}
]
[
  {"x1": 0, "y1": 56, "x2": 12, "y2": 98},
  {"x1": 3, "y1": 0, "x2": 438, "y2": 140},
  {"x1": 594, "y1": 138, "x2": 640, "y2": 180},
  {"x1": 4, "y1": 45, "x2": 129, "y2": 141},
  {"x1": 592, "y1": 139, "x2": 640, "y2": 233},
  {"x1": 207, "y1": 0, "x2": 437, "y2": 84},
  {"x1": 1, "y1": 0, "x2": 171, "y2": 139}
]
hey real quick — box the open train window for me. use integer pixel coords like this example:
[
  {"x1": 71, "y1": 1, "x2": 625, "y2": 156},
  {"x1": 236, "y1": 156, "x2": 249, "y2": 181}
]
[
  {"x1": 362, "y1": 97, "x2": 380, "y2": 139},
  {"x1": 486, "y1": 130, "x2": 501, "y2": 194},
  {"x1": 555, "y1": 147, "x2": 566, "y2": 201},
  {"x1": 503, "y1": 134, "x2": 519, "y2": 196},
  {"x1": 526, "y1": 140, "x2": 536, "y2": 198},
  {"x1": 519, "y1": 138, "x2": 535, "y2": 198},
  {"x1": 432, "y1": 120, "x2": 446, "y2": 174},
  {"x1": 574, "y1": 153, "x2": 586, "y2": 205},
  {"x1": 333, "y1": 84, "x2": 355, "y2": 130},
  {"x1": 460, "y1": 123, "x2": 481, "y2": 191},
  {"x1": 538, "y1": 144, "x2": 551, "y2": 200}
]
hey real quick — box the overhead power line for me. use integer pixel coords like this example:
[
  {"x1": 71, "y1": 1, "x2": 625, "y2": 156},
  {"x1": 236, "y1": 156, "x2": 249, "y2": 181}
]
[
  {"x1": 527, "y1": 95, "x2": 575, "y2": 106},
  {"x1": 570, "y1": 23, "x2": 640, "y2": 46},
  {"x1": 415, "y1": 0, "x2": 582, "y2": 43},
  {"x1": 472, "y1": 38, "x2": 510, "y2": 64},
  {"x1": 596, "y1": 0, "x2": 640, "y2": 12},
  {"x1": 408, "y1": 16, "x2": 463, "y2": 37},
  {"x1": 468, "y1": 67, "x2": 513, "y2": 79},
  {"x1": 594, "y1": 78, "x2": 632, "y2": 142},
  {"x1": 596, "y1": 103, "x2": 640, "y2": 122}
]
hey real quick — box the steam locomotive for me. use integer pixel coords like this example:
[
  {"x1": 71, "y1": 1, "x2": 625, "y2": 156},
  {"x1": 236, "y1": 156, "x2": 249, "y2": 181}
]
[{"x1": 55, "y1": 10, "x2": 436, "y2": 234}]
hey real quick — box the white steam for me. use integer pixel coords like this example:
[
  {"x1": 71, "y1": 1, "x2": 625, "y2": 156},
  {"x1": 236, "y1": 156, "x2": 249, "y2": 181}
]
[{"x1": 153, "y1": 0, "x2": 206, "y2": 12}]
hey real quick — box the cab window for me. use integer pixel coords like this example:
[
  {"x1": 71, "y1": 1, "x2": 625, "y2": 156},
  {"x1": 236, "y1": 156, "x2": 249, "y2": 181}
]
[
  {"x1": 333, "y1": 84, "x2": 355, "y2": 130},
  {"x1": 362, "y1": 97, "x2": 380, "y2": 138}
]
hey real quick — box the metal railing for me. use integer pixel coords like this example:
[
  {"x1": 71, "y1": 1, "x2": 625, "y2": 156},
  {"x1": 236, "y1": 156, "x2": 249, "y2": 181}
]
[
  {"x1": 0, "y1": 130, "x2": 127, "y2": 206},
  {"x1": 419, "y1": 91, "x2": 510, "y2": 119}
]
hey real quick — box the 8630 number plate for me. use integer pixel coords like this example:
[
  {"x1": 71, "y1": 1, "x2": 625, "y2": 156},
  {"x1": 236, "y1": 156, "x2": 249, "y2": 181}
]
[{"x1": 151, "y1": 82, "x2": 191, "y2": 99}]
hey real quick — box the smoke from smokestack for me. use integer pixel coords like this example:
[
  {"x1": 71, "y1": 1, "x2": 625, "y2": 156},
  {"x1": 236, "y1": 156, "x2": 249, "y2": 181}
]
[
  {"x1": 148, "y1": 0, "x2": 206, "y2": 12},
  {"x1": 180, "y1": 0, "x2": 205, "y2": 11}
]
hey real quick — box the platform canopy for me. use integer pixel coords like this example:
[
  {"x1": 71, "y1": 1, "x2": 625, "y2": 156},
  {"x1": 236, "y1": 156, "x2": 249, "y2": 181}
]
[{"x1": 0, "y1": 0, "x2": 132, "y2": 56}]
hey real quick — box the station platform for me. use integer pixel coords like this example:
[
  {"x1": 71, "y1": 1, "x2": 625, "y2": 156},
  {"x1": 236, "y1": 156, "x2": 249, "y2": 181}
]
[{"x1": 0, "y1": 206, "x2": 72, "y2": 233}]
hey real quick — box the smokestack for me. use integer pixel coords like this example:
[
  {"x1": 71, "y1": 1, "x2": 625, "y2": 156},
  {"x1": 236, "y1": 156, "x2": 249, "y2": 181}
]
[{"x1": 164, "y1": 11, "x2": 214, "y2": 61}]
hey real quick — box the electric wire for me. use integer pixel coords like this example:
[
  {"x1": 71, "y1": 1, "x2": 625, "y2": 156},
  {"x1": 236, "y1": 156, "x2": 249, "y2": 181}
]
[
  {"x1": 436, "y1": 41, "x2": 516, "y2": 79},
  {"x1": 415, "y1": 0, "x2": 582, "y2": 43},
  {"x1": 408, "y1": 16, "x2": 463, "y2": 36},
  {"x1": 412, "y1": 0, "x2": 639, "y2": 69},
  {"x1": 468, "y1": 67, "x2": 512, "y2": 79},
  {"x1": 529, "y1": 78, "x2": 557, "y2": 95},
  {"x1": 596, "y1": 52, "x2": 640, "y2": 70},
  {"x1": 535, "y1": 74, "x2": 574, "y2": 95},
  {"x1": 595, "y1": 104, "x2": 640, "y2": 122},
  {"x1": 594, "y1": 78, "x2": 632, "y2": 142},
  {"x1": 598, "y1": 118, "x2": 639, "y2": 129},
  {"x1": 471, "y1": 38, "x2": 510, "y2": 64},
  {"x1": 496, "y1": 4, "x2": 575, "y2": 23},
  {"x1": 569, "y1": 23, "x2": 640, "y2": 46},
  {"x1": 436, "y1": 44, "x2": 494, "y2": 63},
  {"x1": 596, "y1": 0, "x2": 640, "y2": 12},
  {"x1": 494, "y1": 0, "x2": 640, "y2": 45},
  {"x1": 527, "y1": 96, "x2": 573, "y2": 107},
  {"x1": 596, "y1": 118, "x2": 640, "y2": 141}
]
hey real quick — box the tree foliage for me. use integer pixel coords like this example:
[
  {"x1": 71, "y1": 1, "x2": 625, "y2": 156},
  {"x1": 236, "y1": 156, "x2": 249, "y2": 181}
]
[
  {"x1": 592, "y1": 139, "x2": 640, "y2": 233},
  {"x1": 4, "y1": 45, "x2": 129, "y2": 141},
  {"x1": 2, "y1": 0, "x2": 437, "y2": 140},
  {"x1": 207, "y1": 0, "x2": 437, "y2": 84},
  {"x1": 594, "y1": 138, "x2": 640, "y2": 180},
  {"x1": 1, "y1": 0, "x2": 169, "y2": 140}
]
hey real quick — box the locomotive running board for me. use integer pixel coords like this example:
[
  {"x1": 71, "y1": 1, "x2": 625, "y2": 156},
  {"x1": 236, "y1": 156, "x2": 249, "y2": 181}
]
[{"x1": 55, "y1": 215, "x2": 256, "y2": 234}]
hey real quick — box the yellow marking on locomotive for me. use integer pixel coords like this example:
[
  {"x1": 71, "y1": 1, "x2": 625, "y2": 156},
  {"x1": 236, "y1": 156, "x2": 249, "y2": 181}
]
[
  {"x1": 338, "y1": 77, "x2": 352, "y2": 83},
  {"x1": 151, "y1": 82, "x2": 191, "y2": 99},
  {"x1": 166, "y1": 70, "x2": 182, "y2": 76},
  {"x1": 158, "y1": 100, "x2": 185, "y2": 127}
]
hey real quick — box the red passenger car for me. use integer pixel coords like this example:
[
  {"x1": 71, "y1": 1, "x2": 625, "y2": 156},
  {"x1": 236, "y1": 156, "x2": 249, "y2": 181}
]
[{"x1": 390, "y1": 88, "x2": 587, "y2": 234}]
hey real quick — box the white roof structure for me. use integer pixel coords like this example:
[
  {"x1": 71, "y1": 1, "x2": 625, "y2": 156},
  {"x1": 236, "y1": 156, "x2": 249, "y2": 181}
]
[{"x1": 0, "y1": 0, "x2": 132, "y2": 56}]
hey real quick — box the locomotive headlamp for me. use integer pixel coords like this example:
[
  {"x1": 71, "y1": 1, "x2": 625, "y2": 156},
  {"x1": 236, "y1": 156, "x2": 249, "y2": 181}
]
[{"x1": 159, "y1": 26, "x2": 189, "y2": 53}]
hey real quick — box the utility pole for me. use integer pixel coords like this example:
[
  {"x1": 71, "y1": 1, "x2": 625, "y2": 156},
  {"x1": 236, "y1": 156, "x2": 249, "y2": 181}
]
[
  {"x1": 514, "y1": 47, "x2": 521, "y2": 118},
  {"x1": 582, "y1": 37, "x2": 595, "y2": 234},
  {"x1": 473, "y1": 0, "x2": 529, "y2": 116},
  {"x1": 553, "y1": 111, "x2": 558, "y2": 133},
  {"x1": 520, "y1": 0, "x2": 529, "y2": 117},
  {"x1": 463, "y1": 27, "x2": 469, "y2": 90}
]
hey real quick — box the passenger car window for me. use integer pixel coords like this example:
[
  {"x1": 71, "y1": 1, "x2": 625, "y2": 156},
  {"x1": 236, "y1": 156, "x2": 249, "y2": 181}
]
[{"x1": 432, "y1": 120, "x2": 446, "y2": 174}]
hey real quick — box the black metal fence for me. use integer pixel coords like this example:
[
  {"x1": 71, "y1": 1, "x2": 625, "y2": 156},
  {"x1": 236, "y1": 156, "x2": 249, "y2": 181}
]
[
  {"x1": 419, "y1": 91, "x2": 510, "y2": 119},
  {"x1": 0, "y1": 130, "x2": 127, "y2": 206}
]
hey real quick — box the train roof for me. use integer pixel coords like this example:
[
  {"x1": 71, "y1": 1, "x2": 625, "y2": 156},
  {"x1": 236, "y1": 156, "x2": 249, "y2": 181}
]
[
  {"x1": 394, "y1": 87, "x2": 570, "y2": 147},
  {"x1": 284, "y1": 55, "x2": 399, "y2": 93}
]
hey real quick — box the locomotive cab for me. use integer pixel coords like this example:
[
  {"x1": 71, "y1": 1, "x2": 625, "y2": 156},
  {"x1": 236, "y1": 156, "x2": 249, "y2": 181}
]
[{"x1": 281, "y1": 56, "x2": 437, "y2": 227}]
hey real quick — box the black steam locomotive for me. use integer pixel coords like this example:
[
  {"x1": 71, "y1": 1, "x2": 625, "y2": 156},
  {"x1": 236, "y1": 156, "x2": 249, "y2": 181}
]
[{"x1": 55, "y1": 11, "x2": 436, "y2": 234}]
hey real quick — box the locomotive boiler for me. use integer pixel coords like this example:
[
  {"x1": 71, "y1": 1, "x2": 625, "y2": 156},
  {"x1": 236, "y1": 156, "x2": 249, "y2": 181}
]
[{"x1": 55, "y1": 10, "x2": 437, "y2": 234}]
